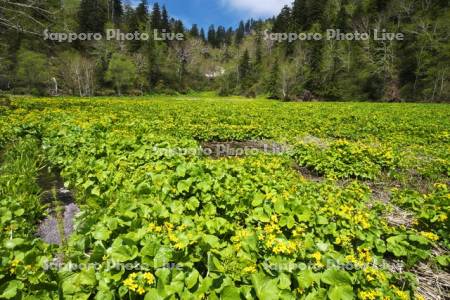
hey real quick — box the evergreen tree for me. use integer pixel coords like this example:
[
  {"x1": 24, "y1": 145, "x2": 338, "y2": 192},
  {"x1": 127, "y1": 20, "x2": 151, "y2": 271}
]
[
  {"x1": 200, "y1": 28, "x2": 206, "y2": 42},
  {"x1": 267, "y1": 63, "x2": 281, "y2": 99},
  {"x1": 190, "y1": 24, "x2": 199, "y2": 37},
  {"x1": 135, "y1": 0, "x2": 148, "y2": 24},
  {"x1": 151, "y1": 3, "x2": 162, "y2": 30},
  {"x1": 112, "y1": 0, "x2": 123, "y2": 25},
  {"x1": 292, "y1": 0, "x2": 307, "y2": 30},
  {"x1": 128, "y1": 12, "x2": 142, "y2": 51},
  {"x1": 238, "y1": 49, "x2": 252, "y2": 89},
  {"x1": 306, "y1": 0, "x2": 328, "y2": 28},
  {"x1": 173, "y1": 20, "x2": 184, "y2": 34},
  {"x1": 254, "y1": 34, "x2": 262, "y2": 67},
  {"x1": 244, "y1": 20, "x2": 251, "y2": 34},
  {"x1": 207, "y1": 25, "x2": 217, "y2": 47},
  {"x1": 78, "y1": 0, "x2": 107, "y2": 33},
  {"x1": 225, "y1": 27, "x2": 233, "y2": 46},
  {"x1": 216, "y1": 26, "x2": 226, "y2": 47},
  {"x1": 273, "y1": 5, "x2": 291, "y2": 32},
  {"x1": 161, "y1": 5, "x2": 170, "y2": 30},
  {"x1": 235, "y1": 21, "x2": 245, "y2": 45}
]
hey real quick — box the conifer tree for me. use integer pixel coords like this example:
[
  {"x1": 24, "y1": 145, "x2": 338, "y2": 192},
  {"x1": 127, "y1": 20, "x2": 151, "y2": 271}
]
[
  {"x1": 200, "y1": 28, "x2": 206, "y2": 42},
  {"x1": 225, "y1": 27, "x2": 233, "y2": 46},
  {"x1": 190, "y1": 24, "x2": 199, "y2": 37},
  {"x1": 267, "y1": 63, "x2": 281, "y2": 99},
  {"x1": 207, "y1": 25, "x2": 217, "y2": 47},
  {"x1": 151, "y1": 3, "x2": 162, "y2": 30},
  {"x1": 135, "y1": 0, "x2": 148, "y2": 24},
  {"x1": 161, "y1": 5, "x2": 170, "y2": 31},
  {"x1": 272, "y1": 5, "x2": 291, "y2": 32},
  {"x1": 216, "y1": 26, "x2": 226, "y2": 47},
  {"x1": 78, "y1": 0, "x2": 107, "y2": 33},
  {"x1": 238, "y1": 49, "x2": 252, "y2": 90},
  {"x1": 112, "y1": 0, "x2": 123, "y2": 25},
  {"x1": 235, "y1": 21, "x2": 245, "y2": 45}
]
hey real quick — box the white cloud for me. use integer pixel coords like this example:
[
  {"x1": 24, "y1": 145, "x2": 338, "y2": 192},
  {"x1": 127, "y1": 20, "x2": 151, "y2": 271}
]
[{"x1": 221, "y1": 0, "x2": 292, "y2": 17}]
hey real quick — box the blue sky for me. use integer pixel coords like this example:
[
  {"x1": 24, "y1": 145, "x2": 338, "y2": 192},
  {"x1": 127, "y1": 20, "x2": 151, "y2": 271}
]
[{"x1": 130, "y1": 0, "x2": 291, "y2": 30}]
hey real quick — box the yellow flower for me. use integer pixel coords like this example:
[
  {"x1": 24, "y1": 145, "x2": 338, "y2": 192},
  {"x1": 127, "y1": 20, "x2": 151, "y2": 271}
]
[
  {"x1": 265, "y1": 234, "x2": 276, "y2": 248},
  {"x1": 143, "y1": 272, "x2": 155, "y2": 285},
  {"x1": 311, "y1": 251, "x2": 323, "y2": 266},
  {"x1": 270, "y1": 240, "x2": 295, "y2": 254},
  {"x1": 242, "y1": 265, "x2": 257, "y2": 273},
  {"x1": 174, "y1": 242, "x2": 185, "y2": 250},
  {"x1": 358, "y1": 290, "x2": 381, "y2": 300},
  {"x1": 123, "y1": 276, "x2": 138, "y2": 291},
  {"x1": 364, "y1": 267, "x2": 387, "y2": 283},
  {"x1": 394, "y1": 290, "x2": 409, "y2": 300},
  {"x1": 164, "y1": 222, "x2": 174, "y2": 231},
  {"x1": 419, "y1": 231, "x2": 439, "y2": 242},
  {"x1": 168, "y1": 232, "x2": 179, "y2": 243},
  {"x1": 438, "y1": 214, "x2": 447, "y2": 222},
  {"x1": 354, "y1": 213, "x2": 371, "y2": 229},
  {"x1": 415, "y1": 293, "x2": 425, "y2": 300},
  {"x1": 147, "y1": 223, "x2": 162, "y2": 233},
  {"x1": 11, "y1": 259, "x2": 20, "y2": 267},
  {"x1": 358, "y1": 248, "x2": 373, "y2": 263},
  {"x1": 137, "y1": 287, "x2": 145, "y2": 295}
]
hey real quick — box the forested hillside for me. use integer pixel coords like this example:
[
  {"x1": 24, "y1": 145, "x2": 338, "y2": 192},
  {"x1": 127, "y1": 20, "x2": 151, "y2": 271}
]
[{"x1": 0, "y1": 0, "x2": 449, "y2": 102}]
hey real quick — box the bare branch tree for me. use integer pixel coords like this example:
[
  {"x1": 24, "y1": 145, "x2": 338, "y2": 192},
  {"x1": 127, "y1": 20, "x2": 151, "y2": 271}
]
[{"x1": 0, "y1": 0, "x2": 54, "y2": 35}]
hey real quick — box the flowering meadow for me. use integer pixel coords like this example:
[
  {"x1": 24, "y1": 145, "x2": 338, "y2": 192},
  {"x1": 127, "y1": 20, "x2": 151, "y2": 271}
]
[{"x1": 0, "y1": 97, "x2": 448, "y2": 299}]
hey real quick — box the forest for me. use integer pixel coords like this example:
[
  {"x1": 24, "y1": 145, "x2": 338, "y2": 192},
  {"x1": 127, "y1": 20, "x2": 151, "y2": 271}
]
[
  {"x1": 0, "y1": 0, "x2": 449, "y2": 102},
  {"x1": 1, "y1": 1, "x2": 449, "y2": 299}
]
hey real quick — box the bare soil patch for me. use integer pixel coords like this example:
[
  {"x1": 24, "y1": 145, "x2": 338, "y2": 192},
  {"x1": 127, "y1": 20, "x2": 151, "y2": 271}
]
[
  {"x1": 201, "y1": 140, "x2": 289, "y2": 158},
  {"x1": 292, "y1": 162, "x2": 324, "y2": 182}
]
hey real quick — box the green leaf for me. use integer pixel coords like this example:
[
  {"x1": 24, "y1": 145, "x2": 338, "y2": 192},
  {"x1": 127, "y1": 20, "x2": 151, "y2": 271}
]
[
  {"x1": 136, "y1": 182, "x2": 152, "y2": 194},
  {"x1": 251, "y1": 273, "x2": 280, "y2": 300},
  {"x1": 221, "y1": 286, "x2": 241, "y2": 300},
  {"x1": 386, "y1": 236, "x2": 409, "y2": 257},
  {"x1": 0, "y1": 280, "x2": 24, "y2": 299},
  {"x1": 177, "y1": 180, "x2": 190, "y2": 193},
  {"x1": 286, "y1": 215, "x2": 295, "y2": 229},
  {"x1": 110, "y1": 240, "x2": 139, "y2": 262},
  {"x1": 91, "y1": 186, "x2": 101, "y2": 196},
  {"x1": 203, "y1": 235, "x2": 221, "y2": 249},
  {"x1": 4, "y1": 238, "x2": 24, "y2": 249},
  {"x1": 186, "y1": 197, "x2": 200, "y2": 211},
  {"x1": 144, "y1": 288, "x2": 165, "y2": 300},
  {"x1": 317, "y1": 216, "x2": 329, "y2": 225},
  {"x1": 321, "y1": 269, "x2": 352, "y2": 286},
  {"x1": 154, "y1": 247, "x2": 173, "y2": 268},
  {"x1": 436, "y1": 255, "x2": 449, "y2": 267},
  {"x1": 185, "y1": 269, "x2": 199, "y2": 289},
  {"x1": 408, "y1": 234, "x2": 430, "y2": 245},
  {"x1": 176, "y1": 165, "x2": 187, "y2": 177},
  {"x1": 328, "y1": 285, "x2": 354, "y2": 300},
  {"x1": 92, "y1": 225, "x2": 111, "y2": 241},
  {"x1": 297, "y1": 269, "x2": 321, "y2": 289},
  {"x1": 252, "y1": 193, "x2": 265, "y2": 207},
  {"x1": 278, "y1": 273, "x2": 291, "y2": 290},
  {"x1": 304, "y1": 288, "x2": 327, "y2": 300},
  {"x1": 375, "y1": 239, "x2": 386, "y2": 253}
]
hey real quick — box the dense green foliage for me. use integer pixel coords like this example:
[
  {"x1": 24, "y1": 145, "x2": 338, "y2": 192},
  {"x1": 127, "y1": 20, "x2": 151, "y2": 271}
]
[
  {"x1": 0, "y1": 1, "x2": 449, "y2": 101},
  {"x1": 0, "y1": 96, "x2": 448, "y2": 299}
]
